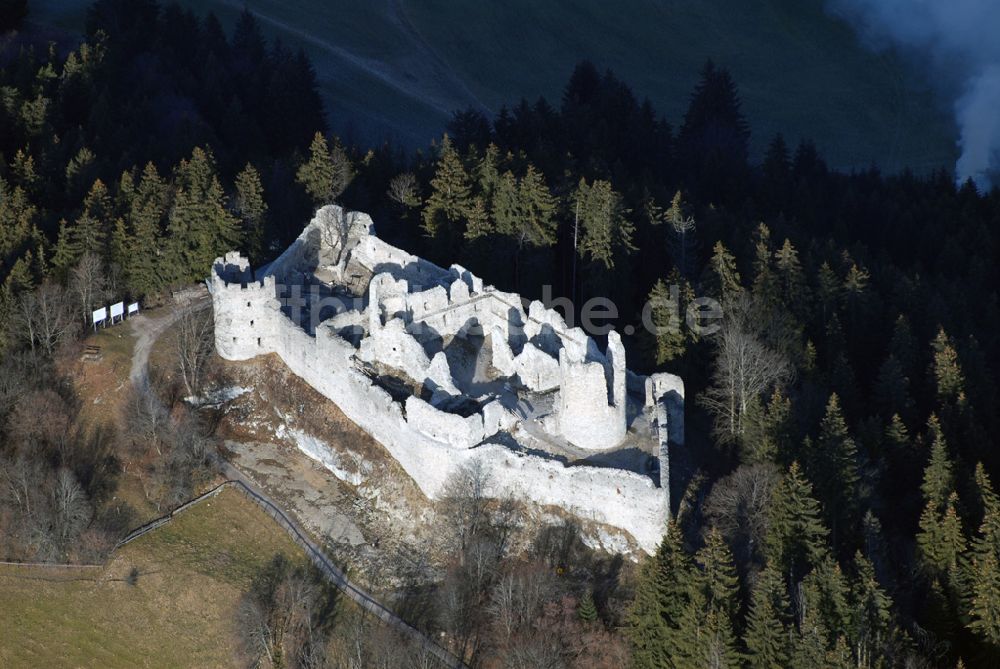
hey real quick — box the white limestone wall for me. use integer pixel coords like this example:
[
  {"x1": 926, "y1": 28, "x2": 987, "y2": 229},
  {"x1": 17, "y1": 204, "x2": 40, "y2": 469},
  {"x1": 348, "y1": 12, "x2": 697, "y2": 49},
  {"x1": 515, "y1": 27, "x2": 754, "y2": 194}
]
[
  {"x1": 556, "y1": 331, "x2": 627, "y2": 450},
  {"x1": 209, "y1": 255, "x2": 281, "y2": 361},
  {"x1": 214, "y1": 305, "x2": 668, "y2": 552},
  {"x1": 647, "y1": 372, "x2": 686, "y2": 447},
  {"x1": 405, "y1": 396, "x2": 486, "y2": 447}
]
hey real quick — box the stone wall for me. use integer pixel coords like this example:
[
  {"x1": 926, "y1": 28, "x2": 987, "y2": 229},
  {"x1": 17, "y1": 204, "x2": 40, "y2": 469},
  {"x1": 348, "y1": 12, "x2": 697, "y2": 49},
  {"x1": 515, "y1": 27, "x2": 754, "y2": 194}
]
[{"x1": 208, "y1": 206, "x2": 682, "y2": 552}]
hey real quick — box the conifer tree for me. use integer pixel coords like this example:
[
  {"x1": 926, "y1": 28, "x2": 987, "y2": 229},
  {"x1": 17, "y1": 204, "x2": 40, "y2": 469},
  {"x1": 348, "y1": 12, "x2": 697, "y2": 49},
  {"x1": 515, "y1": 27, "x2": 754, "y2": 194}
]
[
  {"x1": 921, "y1": 415, "x2": 954, "y2": 512},
  {"x1": 234, "y1": 163, "x2": 268, "y2": 261},
  {"x1": 744, "y1": 564, "x2": 790, "y2": 669},
  {"x1": 676, "y1": 529, "x2": 741, "y2": 669},
  {"x1": 791, "y1": 579, "x2": 832, "y2": 669},
  {"x1": 296, "y1": 132, "x2": 353, "y2": 207},
  {"x1": 766, "y1": 462, "x2": 829, "y2": 584},
  {"x1": 744, "y1": 388, "x2": 793, "y2": 464},
  {"x1": 815, "y1": 261, "x2": 840, "y2": 323},
  {"x1": 473, "y1": 168, "x2": 516, "y2": 240},
  {"x1": 774, "y1": 238, "x2": 808, "y2": 315},
  {"x1": 916, "y1": 416, "x2": 967, "y2": 576},
  {"x1": 422, "y1": 135, "x2": 475, "y2": 241},
  {"x1": 664, "y1": 191, "x2": 697, "y2": 277},
  {"x1": 874, "y1": 354, "x2": 914, "y2": 423},
  {"x1": 751, "y1": 223, "x2": 778, "y2": 304},
  {"x1": 123, "y1": 165, "x2": 167, "y2": 298},
  {"x1": 965, "y1": 463, "x2": 1000, "y2": 648},
  {"x1": 813, "y1": 393, "x2": 860, "y2": 544},
  {"x1": 473, "y1": 143, "x2": 501, "y2": 199},
  {"x1": 885, "y1": 414, "x2": 909, "y2": 452},
  {"x1": 646, "y1": 278, "x2": 686, "y2": 365},
  {"x1": 808, "y1": 556, "x2": 852, "y2": 648},
  {"x1": 627, "y1": 524, "x2": 693, "y2": 668},
  {"x1": 574, "y1": 177, "x2": 635, "y2": 269},
  {"x1": 931, "y1": 327, "x2": 966, "y2": 407},
  {"x1": 512, "y1": 165, "x2": 557, "y2": 249},
  {"x1": 889, "y1": 315, "x2": 918, "y2": 382},
  {"x1": 852, "y1": 552, "x2": 892, "y2": 669},
  {"x1": 705, "y1": 240, "x2": 742, "y2": 305},
  {"x1": 165, "y1": 147, "x2": 240, "y2": 284},
  {"x1": 52, "y1": 179, "x2": 112, "y2": 276},
  {"x1": 578, "y1": 589, "x2": 599, "y2": 623}
]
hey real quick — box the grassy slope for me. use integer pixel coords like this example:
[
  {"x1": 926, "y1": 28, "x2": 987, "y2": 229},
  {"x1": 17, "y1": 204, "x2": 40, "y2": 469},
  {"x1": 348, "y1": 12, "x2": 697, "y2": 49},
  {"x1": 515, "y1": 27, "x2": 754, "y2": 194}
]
[
  {"x1": 403, "y1": 0, "x2": 954, "y2": 171},
  {"x1": 0, "y1": 487, "x2": 301, "y2": 668},
  {"x1": 32, "y1": 0, "x2": 954, "y2": 171}
]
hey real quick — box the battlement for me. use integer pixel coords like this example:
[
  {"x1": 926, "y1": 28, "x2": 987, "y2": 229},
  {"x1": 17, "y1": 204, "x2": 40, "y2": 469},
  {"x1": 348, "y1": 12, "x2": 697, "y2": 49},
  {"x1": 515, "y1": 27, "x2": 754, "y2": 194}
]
[{"x1": 207, "y1": 205, "x2": 684, "y2": 552}]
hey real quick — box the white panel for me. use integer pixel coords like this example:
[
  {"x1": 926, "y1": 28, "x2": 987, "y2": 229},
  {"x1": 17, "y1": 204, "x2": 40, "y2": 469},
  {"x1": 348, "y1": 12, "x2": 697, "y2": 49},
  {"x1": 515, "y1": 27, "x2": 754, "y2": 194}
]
[
  {"x1": 110, "y1": 302, "x2": 124, "y2": 318},
  {"x1": 92, "y1": 307, "x2": 107, "y2": 324},
  {"x1": 127, "y1": 302, "x2": 139, "y2": 314}
]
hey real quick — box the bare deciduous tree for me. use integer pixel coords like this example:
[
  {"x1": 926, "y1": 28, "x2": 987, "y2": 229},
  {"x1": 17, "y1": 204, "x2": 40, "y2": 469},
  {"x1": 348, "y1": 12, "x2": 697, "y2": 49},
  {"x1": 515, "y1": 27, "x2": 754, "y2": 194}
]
[
  {"x1": 174, "y1": 307, "x2": 215, "y2": 399},
  {"x1": 69, "y1": 252, "x2": 110, "y2": 326},
  {"x1": 703, "y1": 463, "x2": 779, "y2": 568},
  {"x1": 700, "y1": 297, "x2": 792, "y2": 444},
  {"x1": 52, "y1": 467, "x2": 92, "y2": 549},
  {"x1": 121, "y1": 386, "x2": 170, "y2": 458},
  {"x1": 439, "y1": 458, "x2": 495, "y2": 562},
  {"x1": 12, "y1": 281, "x2": 79, "y2": 357},
  {"x1": 387, "y1": 173, "x2": 420, "y2": 209}
]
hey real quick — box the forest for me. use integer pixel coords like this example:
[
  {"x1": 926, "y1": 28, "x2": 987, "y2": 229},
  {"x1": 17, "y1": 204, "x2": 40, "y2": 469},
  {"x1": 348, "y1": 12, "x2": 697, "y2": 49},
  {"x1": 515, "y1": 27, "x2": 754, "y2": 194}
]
[{"x1": 1, "y1": 0, "x2": 999, "y2": 666}]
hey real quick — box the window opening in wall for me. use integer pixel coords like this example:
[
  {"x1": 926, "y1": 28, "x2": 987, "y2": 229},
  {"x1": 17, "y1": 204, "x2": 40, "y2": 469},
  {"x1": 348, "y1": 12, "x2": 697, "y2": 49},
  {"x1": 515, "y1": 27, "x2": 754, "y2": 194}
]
[
  {"x1": 257, "y1": 337, "x2": 261, "y2": 347},
  {"x1": 233, "y1": 337, "x2": 237, "y2": 343},
  {"x1": 250, "y1": 320, "x2": 254, "y2": 327},
  {"x1": 247, "y1": 301, "x2": 251, "y2": 307}
]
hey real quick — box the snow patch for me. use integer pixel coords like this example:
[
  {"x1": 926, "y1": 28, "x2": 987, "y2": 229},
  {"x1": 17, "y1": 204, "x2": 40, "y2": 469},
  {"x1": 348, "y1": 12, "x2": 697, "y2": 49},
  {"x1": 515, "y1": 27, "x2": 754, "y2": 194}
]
[
  {"x1": 186, "y1": 385, "x2": 251, "y2": 406},
  {"x1": 277, "y1": 424, "x2": 367, "y2": 486}
]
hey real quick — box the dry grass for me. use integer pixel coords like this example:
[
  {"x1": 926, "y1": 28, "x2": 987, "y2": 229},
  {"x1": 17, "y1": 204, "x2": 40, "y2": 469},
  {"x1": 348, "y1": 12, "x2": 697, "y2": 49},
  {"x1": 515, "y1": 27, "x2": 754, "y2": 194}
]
[
  {"x1": 62, "y1": 325, "x2": 136, "y2": 431},
  {"x1": 0, "y1": 488, "x2": 301, "y2": 668}
]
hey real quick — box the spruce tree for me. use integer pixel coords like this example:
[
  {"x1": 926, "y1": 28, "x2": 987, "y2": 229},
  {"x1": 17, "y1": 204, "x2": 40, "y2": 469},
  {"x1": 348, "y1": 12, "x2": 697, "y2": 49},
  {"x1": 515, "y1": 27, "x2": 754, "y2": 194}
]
[
  {"x1": 931, "y1": 327, "x2": 966, "y2": 406},
  {"x1": 123, "y1": 166, "x2": 166, "y2": 298},
  {"x1": 578, "y1": 589, "x2": 599, "y2": 623},
  {"x1": 296, "y1": 131, "x2": 353, "y2": 207},
  {"x1": 791, "y1": 580, "x2": 831, "y2": 669},
  {"x1": 676, "y1": 529, "x2": 741, "y2": 668},
  {"x1": 766, "y1": 462, "x2": 829, "y2": 584},
  {"x1": 774, "y1": 238, "x2": 808, "y2": 316},
  {"x1": 744, "y1": 564, "x2": 790, "y2": 669},
  {"x1": 646, "y1": 278, "x2": 686, "y2": 365},
  {"x1": 813, "y1": 393, "x2": 860, "y2": 545},
  {"x1": 966, "y1": 463, "x2": 1000, "y2": 648},
  {"x1": 52, "y1": 179, "x2": 111, "y2": 276},
  {"x1": 422, "y1": 135, "x2": 473, "y2": 234},
  {"x1": 664, "y1": 191, "x2": 697, "y2": 277},
  {"x1": 751, "y1": 224, "x2": 777, "y2": 302},
  {"x1": 234, "y1": 163, "x2": 268, "y2": 261},
  {"x1": 874, "y1": 354, "x2": 914, "y2": 422},
  {"x1": 512, "y1": 165, "x2": 557, "y2": 249},
  {"x1": 815, "y1": 261, "x2": 840, "y2": 323},
  {"x1": 705, "y1": 240, "x2": 742, "y2": 305},
  {"x1": 744, "y1": 388, "x2": 793, "y2": 465},
  {"x1": 851, "y1": 552, "x2": 892, "y2": 668},
  {"x1": 921, "y1": 415, "x2": 954, "y2": 512},
  {"x1": 574, "y1": 177, "x2": 635, "y2": 270},
  {"x1": 165, "y1": 147, "x2": 240, "y2": 284},
  {"x1": 627, "y1": 524, "x2": 693, "y2": 669},
  {"x1": 807, "y1": 556, "x2": 851, "y2": 648}
]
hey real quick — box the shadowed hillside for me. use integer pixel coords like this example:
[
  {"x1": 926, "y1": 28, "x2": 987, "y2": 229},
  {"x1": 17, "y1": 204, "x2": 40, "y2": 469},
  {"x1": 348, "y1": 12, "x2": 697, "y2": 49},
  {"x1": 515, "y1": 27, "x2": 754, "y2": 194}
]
[{"x1": 31, "y1": 0, "x2": 955, "y2": 172}]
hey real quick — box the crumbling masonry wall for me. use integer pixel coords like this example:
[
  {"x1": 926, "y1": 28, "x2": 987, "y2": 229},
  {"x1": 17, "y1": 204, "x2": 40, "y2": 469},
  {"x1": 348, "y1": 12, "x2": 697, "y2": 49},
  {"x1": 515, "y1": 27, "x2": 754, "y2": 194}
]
[{"x1": 208, "y1": 206, "x2": 682, "y2": 552}]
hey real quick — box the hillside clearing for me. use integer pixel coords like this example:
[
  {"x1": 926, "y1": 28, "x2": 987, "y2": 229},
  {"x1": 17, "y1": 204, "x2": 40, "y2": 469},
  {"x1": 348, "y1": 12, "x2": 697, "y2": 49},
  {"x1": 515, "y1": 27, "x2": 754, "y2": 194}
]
[{"x1": 0, "y1": 487, "x2": 301, "y2": 668}]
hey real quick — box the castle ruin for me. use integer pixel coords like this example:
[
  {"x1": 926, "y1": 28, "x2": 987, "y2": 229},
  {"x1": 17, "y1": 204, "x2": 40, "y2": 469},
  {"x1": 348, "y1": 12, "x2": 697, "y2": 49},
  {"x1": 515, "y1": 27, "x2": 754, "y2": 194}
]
[{"x1": 209, "y1": 206, "x2": 683, "y2": 552}]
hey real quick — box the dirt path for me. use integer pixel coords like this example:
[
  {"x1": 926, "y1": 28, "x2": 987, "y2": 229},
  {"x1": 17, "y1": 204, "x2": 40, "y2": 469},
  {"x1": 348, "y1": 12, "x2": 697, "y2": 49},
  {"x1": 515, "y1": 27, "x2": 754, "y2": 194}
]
[
  {"x1": 128, "y1": 288, "x2": 210, "y2": 394},
  {"x1": 128, "y1": 288, "x2": 466, "y2": 668}
]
